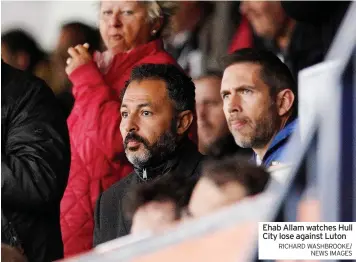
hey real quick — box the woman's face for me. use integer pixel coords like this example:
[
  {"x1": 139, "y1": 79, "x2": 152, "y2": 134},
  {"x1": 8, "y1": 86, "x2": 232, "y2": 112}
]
[{"x1": 99, "y1": 0, "x2": 154, "y2": 54}]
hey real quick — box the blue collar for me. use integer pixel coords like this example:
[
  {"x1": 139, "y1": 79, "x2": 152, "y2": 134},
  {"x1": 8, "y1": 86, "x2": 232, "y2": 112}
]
[
  {"x1": 253, "y1": 118, "x2": 298, "y2": 165},
  {"x1": 267, "y1": 118, "x2": 298, "y2": 152}
]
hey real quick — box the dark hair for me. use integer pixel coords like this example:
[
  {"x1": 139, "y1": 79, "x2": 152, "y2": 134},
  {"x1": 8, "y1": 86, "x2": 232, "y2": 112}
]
[
  {"x1": 124, "y1": 173, "x2": 196, "y2": 220},
  {"x1": 203, "y1": 156, "x2": 270, "y2": 196},
  {"x1": 123, "y1": 64, "x2": 196, "y2": 112},
  {"x1": 61, "y1": 21, "x2": 102, "y2": 52},
  {"x1": 222, "y1": 48, "x2": 297, "y2": 117},
  {"x1": 1, "y1": 29, "x2": 46, "y2": 72}
]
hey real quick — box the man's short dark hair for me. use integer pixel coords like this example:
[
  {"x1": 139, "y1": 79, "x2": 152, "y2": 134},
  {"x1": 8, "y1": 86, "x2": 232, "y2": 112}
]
[
  {"x1": 123, "y1": 64, "x2": 196, "y2": 112},
  {"x1": 203, "y1": 156, "x2": 270, "y2": 196},
  {"x1": 124, "y1": 173, "x2": 196, "y2": 220},
  {"x1": 222, "y1": 48, "x2": 297, "y2": 116}
]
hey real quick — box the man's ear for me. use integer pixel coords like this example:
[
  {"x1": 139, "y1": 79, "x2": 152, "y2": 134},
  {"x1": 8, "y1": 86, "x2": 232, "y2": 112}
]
[
  {"x1": 176, "y1": 110, "x2": 193, "y2": 135},
  {"x1": 276, "y1": 89, "x2": 295, "y2": 116}
]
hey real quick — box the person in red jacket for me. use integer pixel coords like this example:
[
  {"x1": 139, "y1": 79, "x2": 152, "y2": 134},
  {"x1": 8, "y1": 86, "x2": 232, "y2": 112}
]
[{"x1": 60, "y1": 0, "x2": 179, "y2": 257}]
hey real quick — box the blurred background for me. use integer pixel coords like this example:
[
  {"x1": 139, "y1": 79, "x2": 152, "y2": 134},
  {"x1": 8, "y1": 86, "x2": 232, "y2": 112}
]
[{"x1": 2, "y1": 1, "x2": 98, "y2": 51}]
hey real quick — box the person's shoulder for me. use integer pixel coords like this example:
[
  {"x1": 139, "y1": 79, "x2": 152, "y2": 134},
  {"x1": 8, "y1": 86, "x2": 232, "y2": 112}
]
[{"x1": 2, "y1": 62, "x2": 53, "y2": 102}]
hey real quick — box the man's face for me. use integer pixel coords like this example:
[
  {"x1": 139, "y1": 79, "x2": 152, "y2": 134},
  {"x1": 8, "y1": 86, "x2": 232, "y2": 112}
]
[
  {"x1": 131, "y1": 200, "x2": 179, "y2": 234},
  {"x1": 120, "y1": 79, "x2": 178, "y2": 167},
  {"x1": 221, "y1": 63, "x2": 279, "y2": 149},
  {"x1": 195, "y1": 76, "x2": 230, "y2": 154},
  {"x1": 240, "y1": 1, "x2": 287, "y2": 39},
  {"x1": 99, "y1": 0, "x2": 153, "y2": 54},
  {"x1": 188, "y1": 177, "x2": 248, "y2": 218}
]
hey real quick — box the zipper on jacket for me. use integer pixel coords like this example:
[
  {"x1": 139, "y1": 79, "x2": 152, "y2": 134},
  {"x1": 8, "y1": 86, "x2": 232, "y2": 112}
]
[{"x1": 143, "y1": 169, "x2": 147, "y2": 180}]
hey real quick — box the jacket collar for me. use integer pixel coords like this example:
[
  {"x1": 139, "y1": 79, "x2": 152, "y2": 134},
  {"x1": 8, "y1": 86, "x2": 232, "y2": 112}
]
[
  {"x1": 253, "y1": 118, "x2": 298, "y2": 164},
  {"x1": 267, "y1": 118, "x2": 298, "y2": 152},
  {"x1": 134, "y1": 138, "x2": 200, "y2": 182}
]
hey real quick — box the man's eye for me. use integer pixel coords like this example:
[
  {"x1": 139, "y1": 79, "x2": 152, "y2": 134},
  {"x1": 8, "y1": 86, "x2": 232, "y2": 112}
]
[
  {"x1": 222, "y1": 93, "x2": 230, "y2": 100},
  {"x1": 121, "y1": 112, "x2": 128, "y2": 118},
  {"x1": 241, "y1": 89, "x2": 252, "y2": 95},
  {"x1": 142, "y1": 111, "x2": 152, "y2": 116}
]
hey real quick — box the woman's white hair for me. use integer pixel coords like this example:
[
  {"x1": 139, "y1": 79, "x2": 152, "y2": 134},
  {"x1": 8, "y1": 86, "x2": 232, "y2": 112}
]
[{"x1": 142, "y1": 1, "x2": 179, "y2": 38}]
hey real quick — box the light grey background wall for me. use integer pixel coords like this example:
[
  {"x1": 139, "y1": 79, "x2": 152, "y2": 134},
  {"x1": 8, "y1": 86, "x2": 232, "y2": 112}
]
[{"x1": 1, "y1": 1, "x2": 98, "y2": 52}]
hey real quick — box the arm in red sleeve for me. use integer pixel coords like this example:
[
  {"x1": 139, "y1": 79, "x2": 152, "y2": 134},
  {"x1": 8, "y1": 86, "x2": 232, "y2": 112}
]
[{"x1": 69, "y1": 61, "x2": 126, "y2": 162}]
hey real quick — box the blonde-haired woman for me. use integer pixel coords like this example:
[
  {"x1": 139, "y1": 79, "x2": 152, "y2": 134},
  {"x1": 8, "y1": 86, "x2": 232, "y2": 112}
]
[{"x1": 60, "y1": 1, "x2": 179, "y2": 257}]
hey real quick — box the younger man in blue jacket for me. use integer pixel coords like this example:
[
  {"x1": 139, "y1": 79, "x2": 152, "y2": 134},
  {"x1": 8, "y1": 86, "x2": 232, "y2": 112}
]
[{"x1": 221, "y1": 48, "x2": 298, "y2": 168}]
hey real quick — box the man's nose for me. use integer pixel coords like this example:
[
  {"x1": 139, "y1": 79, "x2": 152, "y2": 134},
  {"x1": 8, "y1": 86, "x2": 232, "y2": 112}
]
[
  {"x1": 226, "y1": 95, "x2": 242, "y2": 114},
  {"x1": 196, "y1": 104, "x2": 206, "y2": 120},
  {"x1": 123, "y1": 115, "x2": 139, "y2": 133}
]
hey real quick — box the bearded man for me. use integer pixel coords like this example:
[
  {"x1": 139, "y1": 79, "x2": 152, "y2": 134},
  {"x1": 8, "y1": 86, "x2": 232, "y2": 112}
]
[{"x1": 93, "y1": 64, "x2": 203, "y2": 245}]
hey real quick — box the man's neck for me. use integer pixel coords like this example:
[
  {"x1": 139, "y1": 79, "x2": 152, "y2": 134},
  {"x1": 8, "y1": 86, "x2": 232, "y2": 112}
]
[{"x1": 253, "y1": 116, "x2": 290, "y2": 161}]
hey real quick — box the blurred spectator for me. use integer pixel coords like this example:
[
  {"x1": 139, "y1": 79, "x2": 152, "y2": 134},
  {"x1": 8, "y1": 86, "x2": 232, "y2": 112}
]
[
  {"x1": 228, "y1": 15, "x2": 254, "y2": 53},
  {"x1": 194, "y1": 72, "x2": 230, "y2": 154},
  {"x1": 281, "y1": 1, "x2": 350, "y2": 59},
  {"x1": 166, "y1": 2, "x2": 239, "y2": 78},
  {"x1": 51, "y1": 22, "x2": 102, "y2": 117},
  {"x1": 165, "y1": 1, "x2": 212, "y2": 78},
  {"x1": 221, "y1": 48, "x2": 297, "y2": 168},
  {"x1": 240, "y1": 1, "x2": 324, "y2": 78},
  {"x1": 2, "y1": 61, "x2": 70, "y2": 262},
  {"x1": 125, "y1": 173, "x2": 194, "y2": 235},
  {"x1": 93, "y1": 64, "x2": 203, "y2": 245},
  {"x1": 60, "y1": 1, "x2": 179, "y2": 256},
  {"x1": 194, "y1": 72, "x2": 252, "y2": 158},
  {"x1": 187, "y1": 157, "x2": 270, "y2": 218},
  {"x1": 1, "y1": 29, "x2": 52, "y2": 85}
]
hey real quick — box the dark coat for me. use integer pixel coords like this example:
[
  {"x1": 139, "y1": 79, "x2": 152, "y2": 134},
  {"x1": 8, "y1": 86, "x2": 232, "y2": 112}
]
[
  {"x1": 93, "y1": 139, "x2": 203, "y2": 246},
  {"x1": 1, "y1": 62, "x2": 70, "y2": 262}
]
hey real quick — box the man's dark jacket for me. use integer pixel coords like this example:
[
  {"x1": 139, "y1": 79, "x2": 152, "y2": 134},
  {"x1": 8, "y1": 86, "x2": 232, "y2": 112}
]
[
  {"x1": 93, "y1": 138, "x2": 203, "y2": 246},
  {"x1": 1, "y1": 62, "x2": 70, "y2": 262}
]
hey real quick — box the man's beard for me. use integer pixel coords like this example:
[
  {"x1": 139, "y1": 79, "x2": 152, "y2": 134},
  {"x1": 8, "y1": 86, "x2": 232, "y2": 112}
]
[
  {"x1": 124, "y1": 125, "x2": 178, "y2": 168},
  {"x1": 231, "y1": 103, "x2": 279, "y2": 149}
]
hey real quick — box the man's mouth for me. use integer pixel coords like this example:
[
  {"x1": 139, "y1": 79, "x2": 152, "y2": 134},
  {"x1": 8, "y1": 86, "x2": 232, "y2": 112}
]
[
  {"x1": 230, "y1": 120, "x2": 247, "y2": 130},
  {"x1": 127, "y1": 140, "x2": 141, "y2": 148}
]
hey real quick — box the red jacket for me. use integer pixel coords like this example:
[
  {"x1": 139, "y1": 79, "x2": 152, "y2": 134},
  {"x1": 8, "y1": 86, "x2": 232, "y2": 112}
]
[
  {"x1": 60, "y1": 40, "x2": 177, "y2": 257},
  {"x1": 228, "y1": 16, "x2": 254, "y2": 53}
]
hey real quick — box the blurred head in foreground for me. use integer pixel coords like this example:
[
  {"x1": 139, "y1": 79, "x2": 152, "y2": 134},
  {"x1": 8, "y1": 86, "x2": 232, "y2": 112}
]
[
  {"x1": 187, "y1": 156, "x2": 270, "y2": 218},
  {"x1": 125, "y1": 173, "x2": 195, "y2": 234}
]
